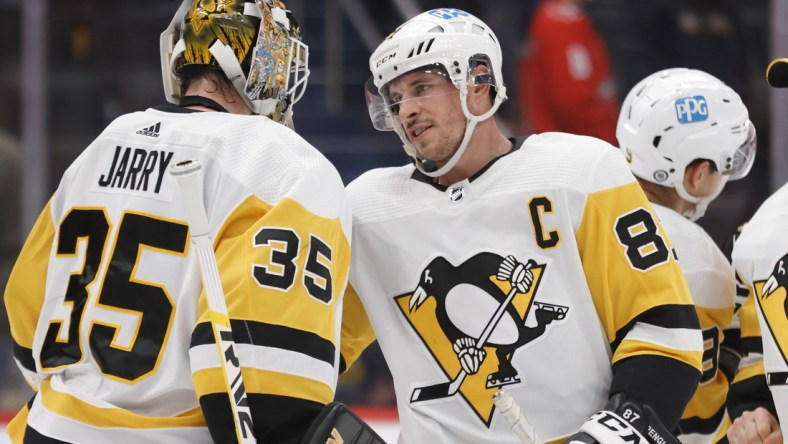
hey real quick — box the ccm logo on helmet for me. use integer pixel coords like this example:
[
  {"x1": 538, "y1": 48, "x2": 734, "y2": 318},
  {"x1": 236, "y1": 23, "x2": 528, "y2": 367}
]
[
  {"x1": 428, "y1": 8, "x2": 470, "y2": 20},
  {"x1": 674, "y1": 95, "x2": 708, "y2": 124},
  {"x1": 376, "y1": 52, "x2": 397, "y2": 68}
]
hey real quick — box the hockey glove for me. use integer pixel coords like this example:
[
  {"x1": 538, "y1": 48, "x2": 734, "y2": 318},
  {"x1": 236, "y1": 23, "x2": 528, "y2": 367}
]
[
  {"x1": 565, "y1": 393, "x2": 680, "y2": 444},
  {"x1": 301, "y1": 402, "x2": 388, "y2": 444}
]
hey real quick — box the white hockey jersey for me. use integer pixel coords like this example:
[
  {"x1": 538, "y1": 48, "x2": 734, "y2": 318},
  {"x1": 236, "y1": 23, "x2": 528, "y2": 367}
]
[
  {"x1": 650, "y1": 204, "x2": 735, "y2": 444},
  {"x1": 3, "y1": 104, "x2": 352, "y2": 443},
  {"x1": 341, "y1": 133, "x2": 703, "y2": 443},
  {"x1": 731, "y1": 182, "x2": 788, "y2": 427}
]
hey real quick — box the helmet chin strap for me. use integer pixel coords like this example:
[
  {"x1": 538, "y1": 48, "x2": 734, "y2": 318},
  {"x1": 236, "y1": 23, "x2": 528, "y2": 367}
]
[
  {"x1": 414, "y1": 117, "x2": 478, "y2": 178},
  {"x1": 674, "y1": 179, "x2": 724, "y2": 222},
  {"x1": 406, "y1": 83, "x2": 505, "y2": 179}
]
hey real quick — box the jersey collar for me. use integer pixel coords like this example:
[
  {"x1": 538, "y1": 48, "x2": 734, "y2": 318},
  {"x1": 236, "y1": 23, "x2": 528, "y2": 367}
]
[{"x1": 410, "y1": 137, "x2": 525, "y2": 190}]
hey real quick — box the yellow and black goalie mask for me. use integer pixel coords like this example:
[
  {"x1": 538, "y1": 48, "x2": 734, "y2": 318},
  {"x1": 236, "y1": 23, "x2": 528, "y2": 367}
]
[{"x1": 161, "y1": 0, "x2": 309, "y2": 123}]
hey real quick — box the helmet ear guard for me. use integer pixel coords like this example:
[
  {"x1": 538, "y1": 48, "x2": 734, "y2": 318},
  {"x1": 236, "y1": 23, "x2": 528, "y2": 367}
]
[
  {"x1": 160, "y1": 0, "x2": 309, "y2": 124},
  {"x1": 468, "y1": 54, "x2": 498, "y2": 92}
]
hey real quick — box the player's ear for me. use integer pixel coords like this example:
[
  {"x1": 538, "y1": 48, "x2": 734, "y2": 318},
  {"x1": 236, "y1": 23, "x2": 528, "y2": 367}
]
[
  {"x1": 683, "y1": 160, "x2": 711, "y2": 194},
  {"x1": 468, "y1": 65, "x2": 493, "y2": 112}
]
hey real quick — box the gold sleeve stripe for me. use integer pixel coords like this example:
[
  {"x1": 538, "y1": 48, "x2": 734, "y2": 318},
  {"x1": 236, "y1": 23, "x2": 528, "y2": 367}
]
[
  {"x1": 732, "y1": 359, "x2": 764, "y2": 384},
  {"x1": 697, "y1": 306, "x2": 735, "y2": 331},
  {"x1": 339, "y1": 284, "x2": 377, "y2": 373},
  {"x1": 738, "y1": 287, "x2": 762, "y2": 339},
  {"x1": 4, "y1": 200, "x2": 55, "y2": 349},
  {"x1": 683, "y1": 377, "x2": 728, "y2": 418},
  {"x1": 193, "y1": 366, "x2": 334, "y2": 405},
  {"x1": 679, "y1": 405, "x2": 729, "y2": 440},
  {"x1": 711, "y1": 417, "x2": 732, "y2": 443},
  {"x1": 38, "y1": 379, "x2": 205, "y2": 428},
  {"x1": 207, "y1": 196, "x2": 350, "y2": 343},
  {"x1": 614, "y1": 339, "x2": 703, "y2": 370},
  {"x1": 6, "y1": 403, "x2": 30, "y2": 443}
]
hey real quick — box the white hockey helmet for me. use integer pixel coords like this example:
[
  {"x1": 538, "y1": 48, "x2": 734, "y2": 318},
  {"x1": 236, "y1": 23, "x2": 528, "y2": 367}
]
[
  {"x1": 616, "y1": 68, "x2": 756, "y2": 220},
  {"x1": 160, "y1": 0, "x2": 309, "y2": 123},
  {"x1": 365, "y1": 8, "x2": 508, "y2": 177}
]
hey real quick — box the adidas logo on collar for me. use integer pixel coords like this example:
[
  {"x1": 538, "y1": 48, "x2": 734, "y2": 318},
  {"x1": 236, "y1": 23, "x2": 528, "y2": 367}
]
[{"x1": 136, "y1": 122, "x2": 161, "y2": 138}]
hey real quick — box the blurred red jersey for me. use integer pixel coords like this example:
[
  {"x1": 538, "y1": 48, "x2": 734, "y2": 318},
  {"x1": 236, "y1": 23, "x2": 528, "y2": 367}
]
[{"x1": 518, "y1": 0, "x2": 619, "y2": 145}]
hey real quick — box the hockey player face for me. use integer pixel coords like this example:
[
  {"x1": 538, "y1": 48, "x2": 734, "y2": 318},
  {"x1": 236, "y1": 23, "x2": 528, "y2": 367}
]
[{"x1": 385, "y1": 68, "x2": 466, "y2": 166}]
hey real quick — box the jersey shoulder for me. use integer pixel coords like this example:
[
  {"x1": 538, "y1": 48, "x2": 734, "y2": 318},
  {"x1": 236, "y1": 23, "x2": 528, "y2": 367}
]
[
  {"x1": 742, "y1": 183, "x2": 788, "y2": 237},
  {"x1": 652, "y1": 204, "x2": 720, "y2": 258},
  {"x1": 506, "y1": 132, "x2": 636, "y2": 194},
  {"x1": 71, "y1": 108, "x2": 349, "y2": 227},
  {"x1": 178, "y1": 110, "x2": 347, "y2": 219},
  {"x1": 346, "y1": 164, "x2": 417, "y2": 226},
  {"x1": 733, "y1": 183, "x2": 788, "y2": 276},
  {"x1": 651, "y1": 204, "x2": 734, "y2": 308},
  {"x1": 736, "y1": 183, "x2": 788, "y2": 254}
]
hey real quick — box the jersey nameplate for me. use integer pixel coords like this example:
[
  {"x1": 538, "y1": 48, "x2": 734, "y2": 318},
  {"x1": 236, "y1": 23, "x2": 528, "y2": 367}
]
[{"x1": 97, "y1": 145, "x2": 174, "y2": 194}]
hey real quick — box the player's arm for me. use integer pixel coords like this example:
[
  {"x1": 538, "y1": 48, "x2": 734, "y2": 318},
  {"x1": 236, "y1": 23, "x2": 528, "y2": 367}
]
[
  {"x1": 339, "y1": 283, "x2": 376, "y2": 373},
  {"x1": 720, "y1": 292, "x2": 747, "y2": 386},
  {"x1": 720, "y1": 225, "x2": 748, "y2": 384},
  {"x1": 601, "y1": 248, "x2": 702, "y2": 431},
  {"x1": 576, "y1": 150, "x2": 702, "y2": 433},
  {"x1": 567, "y1": 392, "x2": 683, "y2": 444},
  {"x1": 190, "y1": 191, "x2": 351, "y2": 443},
  {"x1": 726, "y1": 284, "x2": 777, "y2": 420},
  {"x1": 3, "y1": 199, "x2": 56, "y2": 391},
  {"x1": 728, "y1": 359, "x2": 777, "y2": 422},
  {"x1": 300, "y1": 402, "x2": 387, "y2": 444}
]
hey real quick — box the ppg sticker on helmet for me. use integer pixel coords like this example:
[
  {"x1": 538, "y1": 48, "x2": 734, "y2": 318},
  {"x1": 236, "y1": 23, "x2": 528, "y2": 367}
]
[
  {"x1": 675, "y1": 95, "x2": 708, "y2": 124},
  {"x1": 428, "y1": 8, "x2": 470, "y2": 20}
]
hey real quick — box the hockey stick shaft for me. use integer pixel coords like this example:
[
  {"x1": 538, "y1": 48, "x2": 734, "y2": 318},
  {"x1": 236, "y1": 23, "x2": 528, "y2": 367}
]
[
  {"x1": 492, "y1": 388, "x2": 543, "y2": 444},
  {"x1": 475, "y1": 284, "x2": 520, "y2": 349},
  {"x1": 411, "y1": 284, "x2": 521, "y2": 402},
  {"x1": 170, "y1": 159, "x2": 256, "y2": 444}
]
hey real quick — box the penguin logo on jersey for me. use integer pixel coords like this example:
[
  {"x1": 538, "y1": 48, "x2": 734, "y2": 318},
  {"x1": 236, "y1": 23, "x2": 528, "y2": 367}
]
[
  {"x1": 753, "y1": 252, "x2": 788, "y2": 363},
  {"x1": 761, "y1": 253, "x2": 788, "y2": 301},
  {"x1": 394, "y1": 252, "x2": 568, "y2": 426}
]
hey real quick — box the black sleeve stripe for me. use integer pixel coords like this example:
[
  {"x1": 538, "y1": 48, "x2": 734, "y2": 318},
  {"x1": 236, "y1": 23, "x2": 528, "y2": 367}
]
[
  {"x1": 13, "y1": 341, "x2": 36, "y2": 372},
  {"x1": 611, "y1": 304, "x2": 700, "y2": 352},
  {"x1": 678, "y1": 403, "x2": 726, "y2": 436},
  {"x1": 22, "y1": 425, "x2": 71, "y2": 444},
  {"x1": 200, "y1": 392, "x2": 324, "y2": 444},
  {"x1": 727, "y1": 373, "x2": 777, "y2": 419},
  {"x1": 742, "y1": 337, "x2": 763, "y2": 355},
  {"x1": 721, "y1": 328, "x2": 742, "y2": 352},
  {"x1": 637, "y1": 304, "x2": 701, "y2": 329},
  {"x1": 191, "y1": 320, "x2": 336, "y2": 366}
]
